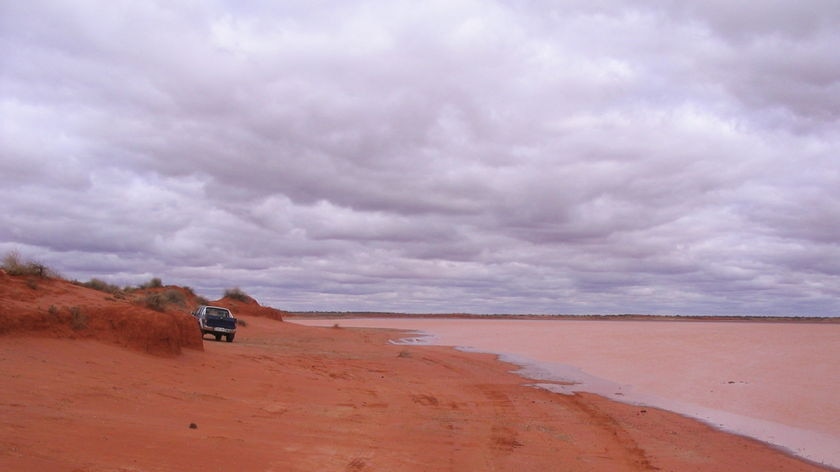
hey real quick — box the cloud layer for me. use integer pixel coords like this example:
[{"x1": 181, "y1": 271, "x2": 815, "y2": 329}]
[{"x1": 2, "y1": 0, "x2": 839, "y2": 315}]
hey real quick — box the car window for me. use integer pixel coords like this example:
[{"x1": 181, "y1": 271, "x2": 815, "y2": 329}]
[{"x1": 206, "y1": 308, "x2": 230, "y2": 317}]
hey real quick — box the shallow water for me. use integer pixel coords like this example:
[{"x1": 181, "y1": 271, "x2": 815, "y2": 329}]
[{"x1": 292, "y1": 318, "x2": 840, "y2": 468}]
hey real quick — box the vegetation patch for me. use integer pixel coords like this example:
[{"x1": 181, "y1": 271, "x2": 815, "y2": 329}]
[
  {"x1": 2, "y1": 251, "x2": 59, "y2": 278},
  {"x1": 69, "y1": 306, "x2": 88, "y2": 330},
  {"x1": 78, "y1": 278, "x2": 123, "y2": 295},
  {"x1": 139, "y1": 277, "x2": 164, "y2": 289},
  {"x1": 224, "y1": 287, "x2": 252, "y2": 302},
  {"x1": 141, "y1": 289, "x2": 186, "y2": 312}
]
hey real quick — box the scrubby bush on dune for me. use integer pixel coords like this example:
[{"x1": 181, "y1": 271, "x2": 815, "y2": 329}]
[
  {"x1": 69, "y1": 306, "x2": 88, "y2": 330},
  {"x1": 141, "y1": 289, "x2": 187, "y2": 312},
  {"x1": 78, "y1": 278, "x2": 123, "y2": 295},
  {"x1": 139, "y1": 277, "x2": 164, "y2": 289},
  {"x1": 223, "y1": 287, "x2": 252, "y2": 302},
  {"x1": 2, "y1": 251, "x2": 59, "y2": 278}
]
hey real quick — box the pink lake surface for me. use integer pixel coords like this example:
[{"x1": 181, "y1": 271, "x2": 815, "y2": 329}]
[{"x1": 292, "y1": 318, "x2": 840, "y2": 468}]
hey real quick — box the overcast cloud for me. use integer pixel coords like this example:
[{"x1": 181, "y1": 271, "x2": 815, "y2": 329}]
[{"x1": 2, "y1": 0, "x2": 838, "y2": 315}]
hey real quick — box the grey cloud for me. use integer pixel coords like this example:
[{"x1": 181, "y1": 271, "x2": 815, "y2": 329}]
[
  {"x1": 661, "y1": 0, "x2": 840, "y2": 41},
  {"x1": 1, "y1": 0, "x2": 838, "y2": 315}
]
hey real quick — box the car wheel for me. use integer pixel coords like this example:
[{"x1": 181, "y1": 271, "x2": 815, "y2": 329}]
[
  {"x1": 225, "y1": 333, "x2": 235, "y2": 343},
  {"x1": 214, "y1": 333, "x2": 222, "y2": 341}
]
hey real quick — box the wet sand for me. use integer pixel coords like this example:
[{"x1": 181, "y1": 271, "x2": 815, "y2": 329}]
[{"x1": 293, "y1": 317, "x2": 840, "y2": 468}]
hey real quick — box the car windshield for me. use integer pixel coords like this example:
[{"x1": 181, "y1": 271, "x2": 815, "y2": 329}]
[{"x1": 206, "y1": 307, "x2": 230, "y2": 317}]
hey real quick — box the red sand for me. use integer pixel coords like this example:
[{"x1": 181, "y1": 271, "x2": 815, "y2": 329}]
[
  {"x1": 294, "y1": 317, "x2": 840, "y2": 468},
  {"x1": 1, "y1": 275, "x2": 835, "y2": 471}
]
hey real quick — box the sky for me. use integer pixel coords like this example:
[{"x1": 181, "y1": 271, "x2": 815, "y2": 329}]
[{"x1": 1, "y1": 1, "x2": 839, "y2": 316}]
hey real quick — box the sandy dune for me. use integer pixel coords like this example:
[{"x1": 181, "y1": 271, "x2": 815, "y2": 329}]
[{"x1": 1, "y1": 275, "x2": 834, "y2": 471}]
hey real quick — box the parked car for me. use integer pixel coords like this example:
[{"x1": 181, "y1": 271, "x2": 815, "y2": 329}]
[{"x1": 192, "y1": 305, "x2": 237, "y2": 342}]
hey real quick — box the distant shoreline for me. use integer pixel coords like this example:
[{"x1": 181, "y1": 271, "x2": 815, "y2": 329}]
[{"x1": 286, "y1": 312, "x2": 840, "y2": 323}]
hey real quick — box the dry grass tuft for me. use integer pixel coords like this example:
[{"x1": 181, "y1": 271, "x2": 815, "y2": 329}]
[
  {"x1": 141, "y1": 289, "x2": 186, "y2": 312},
  {"x1": 2, "y1": 251, "x2": 59, "y2": 278}
]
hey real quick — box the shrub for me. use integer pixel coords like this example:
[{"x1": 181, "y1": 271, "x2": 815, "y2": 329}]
[
  {"x1": 223, "y1": 287, "x2": 251, "y2": 302},
  {"x1": 2, "y1": 251, "x2": 58, "y2": 278},
  {"x1": 69, "y1": 306, "x2": 87, "y2": 330},
  {"x1": 163, "y1": 289, "x2": 186, "y2": 306},
  {"x1": 2, "y1": 251, "x2": 28, "y2": 274},
  {"x1": 142, "y1": 293, "x2": 166, "y2": 312},
  {"x1": 141, "y1": 289, "x2": 186, "y2": 312},
  {"x1": 140, "y1": 277, "x2": 164, "y2": 289},
  {"x1": 81, "y1": 278, "x2": 122, "y2": 295}
]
